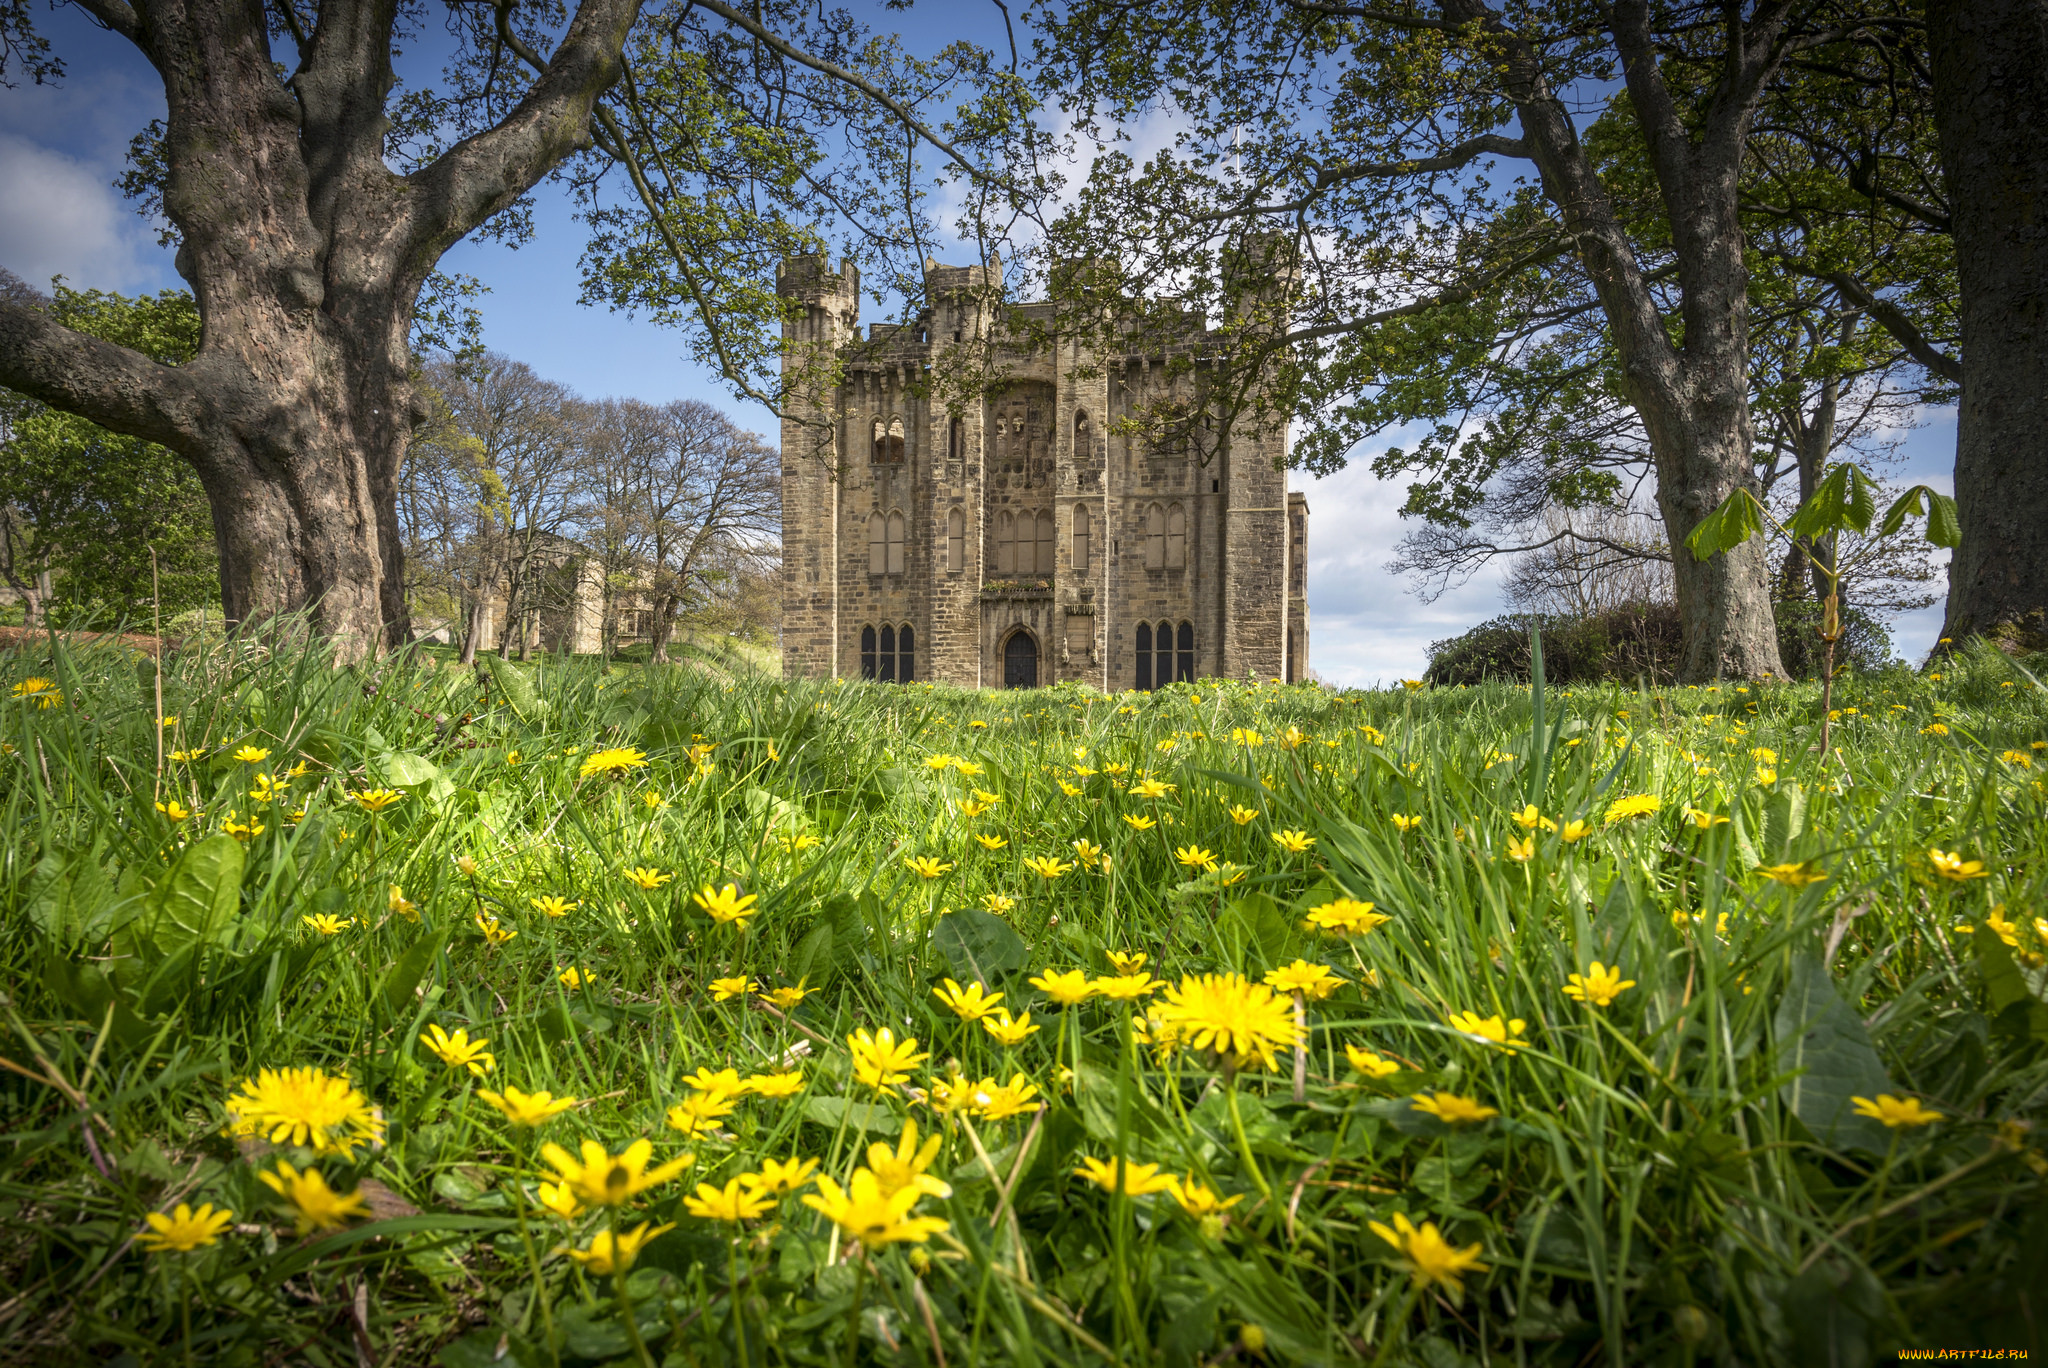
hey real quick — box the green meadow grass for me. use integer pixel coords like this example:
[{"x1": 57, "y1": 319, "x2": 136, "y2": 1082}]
[{"x1": 1, "y1": 634, "x2": 2043, "y2": 1367}]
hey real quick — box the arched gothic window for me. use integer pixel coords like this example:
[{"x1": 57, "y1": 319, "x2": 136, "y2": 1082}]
[
  {"x1": 867, "y1": 512, "x2": 886, "y2": 576},
  {"x1": 898, "y1": 624, "x2": 915, "y2": 682},
  {"x1": 1135, "y1": 622, "x2": 1153, "y2": 691},
  {"x1": 887, "y1": 416, "x2": 905, "y2": 462},
  {"x1": 1074, "y1": 409, "x2": 1091, "y2": 446},
  {"x1": 1145, "y1": 503, "x2": 1166, "y2": 569},
  {"x1": 871, "y1": 418, "x2": 886, "y2": 463},
  {"x1": 1072, "y1": 504, "x2": 1091, "y2": 574},
  {"x1": 860, "y1": 625, "x2": 878, "y2": 679},
  {"x1": 947, "y1": 507, "x2": 966, "y2": 572},
  {"x1": 886, "y1": 510, "x2": 906, "y2": 574},
  {"x1": 872, "y1": 416, "x2": 904, "y2": 463},
  {"x1": 1166, "y1": 503, "x2": 1187, "y2": 569},
  {"x1": 1177, "y1": 621, "x2": 1195, "y2": 683},
  {"x1": 879, "y1": 624, "x2": 897, "y2": 682},
  {"x1": 1035, "y1": 510, "x2": 1055, "y2": 576}
]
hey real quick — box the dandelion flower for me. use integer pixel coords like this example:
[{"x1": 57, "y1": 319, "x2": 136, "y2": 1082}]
[
  {"x1": 477, "y1": 1085, "x2": 578, "y2": 1126},
  {"x1": 1155, "y1": 973, "x2": 1303, "y2": 1071},
  {"x1": 540, "y1": 1138, "x2": 693, "y2": 1207},
  {"x1": 933, "y1": 978, "x2": 1004, "y2": 1021},
  {"x1": 1029, "y1": 969, "x2": 1096, "y2": 1006},
  {"x1": 801, "y1": 1170, "x2": 950, "y2": 1248},
  {"x1": 1851, "y1": 1094, "x2": 1942, "y2": 1128},
  {"x1": 1370, "y1": 1212, "x2": 1489, "y2": 1295},
  {"x1": 420, "y1": 1024, "x2": 495, "y2": 1076},
  {"x1": 848, "y1": 1027, "x2": 929, "y2": 1091},
  {"x1": 567, "y1": 1220, "x2": 675, "y2": 1275},
  {"x1": 1262, "y1": 960, "x2": 1344, "y2": 1000},
  {"x1": 1603, "y1": 793, "x2": 1662, "y2": 824},
  {"x1": 1410, "y1": 1091, "x2": 1499, "y2": 1125},
  {"x1": 692, "y1": 883, "x2": 759, "y2": 928},
  {"x1": 11, "y1": 677, "x2": 63, "y2": 708},
  {"x1": 579, "y1": 747, "x2": 650, "y2": 780},
  {"x1": 258, "y1": 1161, "x2": 370, "y2": 1234},
  {"x1": 684, "y1": 1178, "x2": 775, "y2": 1223},
  {"x1": 136, "y1": 1202, "x2": 234, "y2": 1253},
  {"x1": 225, "y1": 1066, "x2": 384, "y2": 1157},
  {"x1": 1073, "y1": 1156, "x2": 1178, "y2": 1197}
]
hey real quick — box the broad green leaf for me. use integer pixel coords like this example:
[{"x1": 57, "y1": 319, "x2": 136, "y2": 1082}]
[
  {"x1": 1773, "y1": 952, "x2": 1894, "y2": 1154},
  {"x1": 933, "y1": 906, "x2": 1029, "y2": 982},
  {"x1": 802, "y1": 1095, "x2": 898, "y2": 1134},
  {"x1": 25, "y1": 846, "x2": 118, "y2": 942},
  {"x1": 1685, "y1": 488, "x2": 1765, "y2": 559},
  {"x1": 145, "y1": 834, "x2": 244, "y2": 951},
  {"x1": 1787, "y1": 464, "x2": 1876, "y2": 539},
  {"x1": 382, "y1": 928, "x2": 449, "y2": 1017},
  {"x1": 1215, "y1": 891, "x2": 1295, "y2": 970},
  {"x1": 478, "y1": 653, "x2": 541, "y2": 720},
  {"x1": 1763, "y1": 785, "x2": 1807, "y2": 858},
  {"x1": 382, "y1": 751, "x2": 440, "y2": 787},
  {"x1": 1879, "y1": 484, "x2": 1959, "y2": 547}
]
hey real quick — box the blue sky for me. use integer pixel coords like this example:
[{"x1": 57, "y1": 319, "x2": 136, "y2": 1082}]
[{"x1": 0, "y1": 2, "x2": 1954, "y2": 680}]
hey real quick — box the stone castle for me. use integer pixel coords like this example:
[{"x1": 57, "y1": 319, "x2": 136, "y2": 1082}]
[{"x1": 776, "y1": 255, "x2": 1307, "y2": 689}]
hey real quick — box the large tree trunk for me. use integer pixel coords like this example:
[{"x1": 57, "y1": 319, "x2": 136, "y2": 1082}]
[{"x1": 1928, "y1": 0, "x2": 2048, "y2": 654}]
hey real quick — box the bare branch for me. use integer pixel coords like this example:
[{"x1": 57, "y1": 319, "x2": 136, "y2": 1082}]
[
  {"x1": 1191, "y1": 134, "x2": 1530, "y2": 224},
  {"x1": 1765, "y1": 255, "x2": 1961, "y2": 383}
]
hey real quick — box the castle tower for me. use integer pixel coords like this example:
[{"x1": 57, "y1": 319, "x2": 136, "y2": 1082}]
[{"x1": 776, "y1": 255, "x2": 860, "y2": 679}]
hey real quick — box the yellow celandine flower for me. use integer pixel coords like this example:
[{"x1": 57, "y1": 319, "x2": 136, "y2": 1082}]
[
  {"x1": 388, "y1": 885, "x2": 418, "y2": 921},
  {"x1": 1107, "y1": 950, "x2": 1148, "y2": 973},
  {"x1": 1929, "y1": 847, "x2": 1989, "y2": 881},
  {"x1": 11, "y1": 677, "x2": 63, "y2": 708},
  {"x1": 477, "y1": 1085, "x2": 578, "y2": 1126},
  {"x1": 1130, "y1": 778, "x2": 1171, "y2": 799},
  {"x1": 421, "y1": 1024, "x2": 495, "y2": 1076},
  {"x1": 1603, "y1": 793, "x2": 1662, "y2": 824},
  {"x1": 302, "y1": 913, "x2": 351, "y2": 936},
  {"x1": 867, "y1": 1120, "x2": 953, "y2": 1200},
  {"x1": 1505, "y1": 835, "x2": 1536, "y2": 863},
  {"x1": 578, "y1": 746, "x2": 650, "y2": 780},
  {"x1": 742, "y1": 1070, "x2": 805, "y2": 1098},
  {"x1": 708, "y1": 976, "x2": 757, "y2": 1001},
  {"x1": 531, "y1": 895, "x2": 579, "y2": 918},
  {"x1": 1168, "y1": 1177, "x2": 1242, "y2": 1219},
  {"x1": 1263, "y1": 960, "x2": 1344, "y2": 1000},
  {"x1": 1390, "y1": 813, "x2": 1422, "y2": 833},
  {"x1": 567, "y1": 1220, "x2": 676, "y2": 1276},
  {"x1": 1509, "y1": 805, "x2": 1556, "y2": 832},
  {"x1": 925, "y1": 1071, "x2": 986, "y2": 1120},
  {"x1": 933, "y1": 978, "x2": 1004, "y2": 1021},
  {"x1": 1344, "y1": 1044, "x2": 1401, "y2": 1079},
  {"x1": 779, "y1": 829, "x2": 823, "y2": 853},
  {"x1": 693, "y1": 883, "x2": 759, "y2": 928},
  {"x1": 745, "y1": 1156, "x2": 820, "y2": 1194},
  {"x1": 170, "y1": 748, "x2": 207, "y2": 762},
  {"x1": 1156, "y1": 972, "x2": 1304, "y2": 1071},
  {"x1": 924, "y1": 753, "x2": 961, "y2": 771},
  {"x1": 977, "y1": 1074, "x2": 1041, "y2": 1121},
  {"x1": 952, "y1": 759, "x2": 985, "y2": 777},
  {"x1": 1303, "y1": 897, "x2": 1391, "y2": 937},
  {"x1": 474, "y1": 912, "x2": 517, "y2": 945},
  {"x1": 1979, "y1": 906, "x2": 2022, "y2": 947},
  {"x1": 221, "y1": 811, "x2": 265, "y2": 841},
  {"x1": 1446, "y1": 1011, "x2": 1528, "y2": 1051},
  {"x1": 1851, "y1": 1094, "x2": 1943, "y2": 1128},
  {"x1": 535, "y1": 1181, "x2": 583, "y2": 1220},
  {"x1": 975, "y1": 833, "x2": 1009, "y2": 851},
  {"x1": 801, "y1": 1169, "x2": 950, "y2": 1248},
  {"x1": 685, "y1": 1178, "x2": 775, "y2": 1223},
  {"x1": 763, "y1": 979, "x2": 813, "y2": 1010},
  {"x1": 1271, "y1": 829, "x2": 1316, "y2": 853},
  {"x1": 136, "y1": 1201, "x2": 235, "y2": 1253},
  {"x1": 248, "y1": 773, "x2": 288, "y2": 805},
  {"x1": 906, "y1": 855, "x2": 955, "y2": 880},
  {"x1": 1029, "y1": 969, "x2": 1096, "y2": 1005},
  {"x1": 1684, "y1": 808, "x2": 1729, "y2": 829},
  {"x1": 1557, "y1": 819, "x2": 1593, "y2": 843},
  {"x1": 232, "y1": 745, "x2": 271, "y2": 763},
  {"x1": 1757, "y1": 861, "x2": 1827, "y2": 888},
  {"x1": 849, "y1": 1027, "x2": 930, "y2": 1091},
  {"x1": 1174, "y1": 845, "x2": 1218, "y2": 872},
  {"x1": 351, "y1": 788, "x2": 404, "y2": 813},
  {"x1": 959, "y1": 799, "x2": 993, "y2": 819},
  {"x1": 1562, "y1": 962, "x2": 1636, "y2": 1007},
  {"x1": 1073, "y1": 1156, "x2": 1179, "y2": 1197},
  {"x1": 1122, "y1": 813, "x2": 1158, "y2": 830},
  {"x1": 225, "y1": 1066, "x2": 384, "y2": 1156},
  {"x1": 1023, "y1": 855, "x2": 1075, "y2": 880},
  {"x1": 970, "y1": 788, "x2": 1003, "y2": 806},
  {"x1": 558, "y1": 966, "x2": 595, "y2": 990},
  {"x1": 541, "y1": 1138, "x2": 694, "y2": 1207},
  {"x1": 259, "y1": 1161, "x2": 371, "y2": 1235},
  {"x1": 624, "y1": 866, "x2": 674, "y2": 891},
  {"x1": 1750, "y1": 746, "x2": 1778, "y2": 763},
  {"x1": 983, "y1": 1009, "x2": 1040, "y2": 1045},
  {"x1": 1227, "y1": 804, "x2": 1260, "y2": 826},
  {"x1": 642, "y1": 789, "x2": 668, "y2": 811},
  {"x1": 1370, "y1": 1212, "x2": 1490, "y2": 1296},
  {"x1": 1231, "y1": 728, "x2": 1264, "y2": 746},
  {"x1": 1411, "y1": 1091, "x2": 1500, "y2": 1125},
  {"x1": 681, "y1": 1067, "x2": 747, "y2": 1101},
  {"x1": 1058, "y1": 780, "x2": 1084, "y2": 797},
  {"x1": 1092, "y1": 971, "x2": 1162, "y2": 1001},
  {"x1": 1072, "y1": 838, "x2": 1105, "y2": 867}
]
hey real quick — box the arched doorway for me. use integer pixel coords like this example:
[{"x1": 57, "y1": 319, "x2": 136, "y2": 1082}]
[{"x1": 1002, "y1": 631, "x2": 1038, "y2": 689}]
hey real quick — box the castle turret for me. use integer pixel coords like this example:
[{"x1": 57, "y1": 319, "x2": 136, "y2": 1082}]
[{"x1": 778, "y1": 255, "x2": 860, "y2": 678}]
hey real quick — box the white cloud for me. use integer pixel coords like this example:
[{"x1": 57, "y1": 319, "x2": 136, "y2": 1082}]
[{"x1": 0, "y1": 133, "x2": 163, "y2": 294}]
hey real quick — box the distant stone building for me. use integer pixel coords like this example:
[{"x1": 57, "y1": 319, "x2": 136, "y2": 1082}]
[{"x1": 776, "y1": 255, "x2": 1308, "y2": 689}]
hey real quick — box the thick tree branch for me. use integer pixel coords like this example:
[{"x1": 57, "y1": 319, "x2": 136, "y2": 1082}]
[
  {"x1": 1276, "y1": 234, "x2": 1573, "y2": 344},
  {"x1": 0, "y1": 299, "x2": 225, "y2": 454},
  {"x1": 1765, "y1": 255, "x2": 1961, "y2": 382},
  {"x1": 69, "y1": 0, "x2": 142, "y2": 44}
]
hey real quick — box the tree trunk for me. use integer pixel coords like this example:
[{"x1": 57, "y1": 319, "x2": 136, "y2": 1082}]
[
  {"x1": 649, "y1": 596, "x2": 678, "y2": 664},
  {"x1": 458, "y1": 590, "x2": 489, "y2": 666},
  {"x1": 1929, "y1": 0, "x2": 2048, "y2": 653}
]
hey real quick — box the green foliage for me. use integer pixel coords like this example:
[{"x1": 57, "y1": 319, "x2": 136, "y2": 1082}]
[{"x1": 1, "y1": 634, "x2": 2043, "y2": 1364}]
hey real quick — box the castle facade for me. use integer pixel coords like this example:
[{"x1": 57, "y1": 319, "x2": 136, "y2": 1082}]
[{"x1": 776, "y1": 256, "x2": 1307, "y2": 690}]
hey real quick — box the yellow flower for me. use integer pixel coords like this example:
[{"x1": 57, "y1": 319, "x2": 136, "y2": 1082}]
[
  {"x1": 642, "y1": 789, "x2": 668, "y2": 810},
  {"x1": 477, "y1": 1085, "x2": 578, "y2": 1126},
  {"x1": 1504, "y1": 834, "x2": 1536, "y2": 863},
  {"x1": 220, "y1": 811, "x2": 265, "y2": 841},
  {"x1": 1999, "y1": 749, "x2": 2032, "y2": 768},
  {"x1": 567, "y1": 1220, "x2": 676, "y2": 1275},
  {"x1": 1390, "y1": 813, "x2": 1422, "y2": 833},
  {"x1": 474, "y1": 912, "x2": 517, "y2": 946},
  {"x1": 1168, "y1": 1177, "x2": 1242, "y2": 1219},
  {"x1": 539, "y1": 1138, "x2": 694, "y2": 1207},
  {"x1": 1929, "y1": 848, "x2": 1989, "y2": 881},
  {"x1": 11, "y1": 677, "x2": 63, "y2": 708},
  {"x1": 1445, "y1": 1011, "x2": 1528, "y2": 1051},
  {"x1": 420, "y1": 1024, "x2": 496, "y2": 1076},
  {"x1": 1023, "y1": 855, "x2": 1074, "y2": 880},
  {"x1": 232, "y1": 745, "x2": 270, "y2": 764},
  {"x1": 905, "y1": 855, "x2": 955, "y2": 880},
  {"x1": 1058, "y1": 781, "x2": 1083, "y2": 797},
  {"x1": 259, "y1": 1161, "x2": 371, "y2": 1235},
  {"x1": 155, "y1": 800, "x2": 192, "y2": 822},
  {"x1": 1753, "y1": 765, "x2": 1778, "y2": 786},
  {"x1": 225, "y1": 1066, "x2": 384, "y2": 1157},
  {"x1": 558, "y1": 966, "x2": 593, "y2": 990},
  {"x1": 1173, "y1": 845, "x2": 1218, "y2": 872},
  {"x1": 1851, "y1": 1094, "x2": 1942, "y2": 1128},
  {"x1": 1683, "y1": 808, "x2": 1729, "y2": 829},
  {"x1": 1344, "y1": 1044, "x2": 1401, "y2": 1079},
  {"x1": 169, "y1": 748, "x2": 207, "y2": 762},
  {"x1": 1155, "y1": 972, "x2": 1304, "y2": 1071},
  {"x1": 801, "y1": 1169, "x2": 950, "y2": 1248},
  {"x1": 1302, "y1": 897, "x2": 1390, "y2": 937},
  {"x1": 959, "y1": 799, "x2": 993, "y2": 819},
  {"x1": 1369, "y1": 1212, "x2": 1489, "y2": 1295},
  {"x1": 983, "y1": 1009, "x2": 1040, "y2": 1045},
  {"x1": 1921, "y1": 722, "x2": 1949, "y2": 736},
  {"x1": 764, "y1": 981, "x2": 814, "y2": 1010},
  {"x1": 1557, "y1": 819, "x2": 1593, "y2": 843},
  {"x1": 742, "y1": 1070, "x2": 805, "y2": 1098},
  {"x1": 924, "y1": 753, "x2": 961, "y2": 771},
  {"x1": 1603, "y1": 793, "x2": 1662, "y2": 824},
  {"x1": 684, "y1": 1178, "x2": 775, "y2": 1223},
  {"x1": 692, "y1": 883, "x2": 760, "y2": 928},
  {"x1": 848, "y1": 1026, "x2": 930, "y2": 1091},
  {"x1": 744, "y1": 1155, "x2": 820, "y2": 1194},
  {"x1": 530, "y1": 895, "x2": 579, "y2": 918},
  {"x1": 1106, "y1": 951, "x2": 1148, "y2": 974},
  {"x1": 866, "y1": 1119, "x2": 953, "y2": 1200},
  {"x1": 624, "y1": 866, "x2": 674, "y2": 890},
  {"x1": 681, "y1": 1067, "x2": 747, "y2": 1100},
  {"x1": 1262, "y1": 960, "x2": 1343, "y2": 1000},
  {"x1": 301, "y1": 913, "x2": 351, "y2": 936},
  {"x1": 351, "y1": 788, "x2": 405, "y2": 813},
  {"x1": 1271, "y1": 829, "x2": 1315, "y2": 854},
  {"x1": 1129, "y1": 778, "x2": 1171, "y2": 800},
  {"x1": 933, "y1": 977, "x2": 1005, "y2": 1022},
  {"x1": 1071, "y1": 838, "x2": 1105, "y2": 867},
  {"x1": 664, "y1": 1093, "x2": 735, "y2": 1137},
  {"x1": 1509, "y1": 804, "x2": 1555, "y2": 831},
  {"x1": 1401, "y1": 679, "x2": 1426, "y2": 691},
  {"x1": 974, "y1": 833, "x2": 1009, "y2": 851},
  {"x1": 136, "y1": 1201, "x2": 235, "y2": 1253},
  {"x1": 1073, "y1": 1156, "x2": 1178, "y2": 1196},
  {"x1": 1756, "y1": 861, "x2": 1827, "y2": 888},
  {"x1": 578, "y1": 747, "x2": 649, "y2": 780},
  {"x1": 976, "y1": 1073, "x2": 1041, "y2": 1120},
  {"x1": 1029, "y1": 969, "x2": 1096, "y2": 1006},
  {"x1": 709, "y1": 976, "x2": 757, "y2": 1001},
  {"x1": 1562, "y1": 962, "x2": 1636, "y2": 1007},
  {"x1": 1984, "y1": 907, "x2": 2022, "y2": 947},
  {"x1": 1122, "y1": 813, "x2": 1157, "y2": 830},
  {"x1": 1409, "y1": 1091, "x2": 1500, "y2": 1125},
  {"x1": 388, "y1": 885, "x2": 418, "y2": 921},
  {"x1": 971, "y1": 788, "x2": 1003, "y2": 806},
  {"x1": 1090, "y1": 972, "x2": 1161, "y2": 1001}
]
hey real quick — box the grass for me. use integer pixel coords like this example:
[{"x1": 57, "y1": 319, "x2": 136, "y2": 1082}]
[{"x1": 0, "y1": 632, "x2": 2044, "y2": 1367}]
